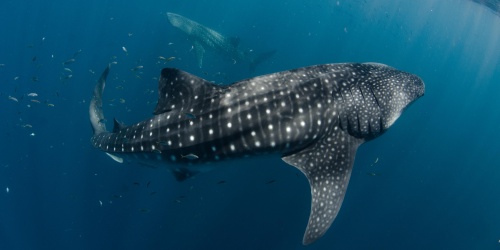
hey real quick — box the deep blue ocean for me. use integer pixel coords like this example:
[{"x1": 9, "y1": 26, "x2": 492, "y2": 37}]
[{"x1": 1, "y1": 0, "x2": 500, "y2": 249}]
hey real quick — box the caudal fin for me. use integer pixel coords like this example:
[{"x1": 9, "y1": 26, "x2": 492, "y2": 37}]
[{"x1": 89, "y1": 65, "x2": 110, "y2": 135}]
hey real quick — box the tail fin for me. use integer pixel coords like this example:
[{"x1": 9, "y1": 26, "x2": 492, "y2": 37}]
[
  {"x1": 249, "y1": 50, "x2": 277, "y2": 72},
  {"x1": 89, "y1": 65, "x2": 110, "y2": 135}
]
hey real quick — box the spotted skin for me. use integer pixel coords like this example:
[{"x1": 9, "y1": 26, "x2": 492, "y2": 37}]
[{"x1": 89, "y1": 63, "x2": 424, "y2": 245}]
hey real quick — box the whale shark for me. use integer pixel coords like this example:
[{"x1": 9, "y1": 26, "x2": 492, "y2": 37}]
[
  {"x1": 89, "y1": 63, "x2": 424, "y2": 245},
  {"x1": 166, "y1": 12, "x2": 276, "y2": 70}
]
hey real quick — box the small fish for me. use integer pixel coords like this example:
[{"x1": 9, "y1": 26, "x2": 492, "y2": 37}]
[
  {"x1": 64, "y1": 68, "x2": 72, "y2": 73},
  {"x1": 128, "y1": 33, "x2": 133, "y2": 37},
  {"x1": 30, "y1": 133, "x2": 35, "y2": 136},
  {"x1": 168, "y1": 42, "x2": 174, "y2": 45},
  {"x1": 62, "y1": 75, "x2": 73, "y2": 80},
  {"x1": 158, "y1": 56, "x2": 175, "y2": 62},
  {"x1": 14, "y1": 76, "x2": 19, "y2": 80},
  {"x1": 147, "y1": 181, "x2": 151, "y2": 188},
  {"x1": 150, "y1": 191, "x2": 157, "y2": 195},
  {"x1": 21, "y1": 124, "x2": 32, "y2": 128},
  {"x1": 6, "y1": 187, "x2": 9, "y2": 193},
  {"x1": 367, "y1": 172, "x2": 378, "y2": 176},
  {"x1": 72, "y1": 49, "x2": 82, "y2": 58},
  {"x1": 32, "y1": 77, "x2": 39, "y2": 82},
  {"x1": 27, "y1": 93, "x2": 38, "y2": 97},
  {"x1": 111, "y1": 61, "x2": 118, "y2": 65},
  {"x1": 8, "y1": 96, "x2": 18, "y2": 102},
  {"x1": 119, "y1": 98, "x2": 126, "y2": 104},
  {"x1": 30, "y1": 99, "x2": 41, "y2": 103},
  {"x1": 265, "y1": 180, "x2": 276, "y2": 184},
  {"x1": 217, "y1": 180, "x2": 226, "y2": 184},
  {"x1": 122, "y1": 46, "x2": 128, "y2": 55},
  {"x1": 63, "y1": 58, "x2": 75, "y2": 65},
  {"x1": 99, "y1": 200, "x2": 103, "y2": 206},
  {"x1": 32, "y1": 56, "x2": 37, "y2": 62},
  {"x1": 47, "y1": 103, "x2": 55, "y2": 107},
  {"x1": 132, "y1": 182, "x2": 140, "y2": 186},
  {"x1": 130, "y1": 65, "x2": 143, "y2": 71},
  {"x1": 181, "y1": 153, "x2": 199, "y2": 160},
  {"x1": 370, "y1": 157, "x2": 379, "y2": 167}
]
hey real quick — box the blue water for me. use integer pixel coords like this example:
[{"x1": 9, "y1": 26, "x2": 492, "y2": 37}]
[{"x1": 1, "y1": 0, "x2": 500, "y2": 249}]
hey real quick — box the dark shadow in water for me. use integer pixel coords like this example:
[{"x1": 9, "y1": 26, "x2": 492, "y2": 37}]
[{"x1": 471, "y1": 0, "x2": 500, "y2": 15}]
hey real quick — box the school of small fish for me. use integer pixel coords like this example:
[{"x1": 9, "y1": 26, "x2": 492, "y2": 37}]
[{"x1": 1, "y1": 25, "x2": 183, "y2": 208}]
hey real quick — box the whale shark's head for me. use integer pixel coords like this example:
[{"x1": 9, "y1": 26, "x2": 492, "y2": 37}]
[
  {"x1": 167, "y1": 12, "x2": 196, "y2": 34},
  {"x1": 363, "y1": 63, "x2": 425, "y2": 129},
  {"x1": 328, "y1": 63, "x2": 425, "y2": 140}
]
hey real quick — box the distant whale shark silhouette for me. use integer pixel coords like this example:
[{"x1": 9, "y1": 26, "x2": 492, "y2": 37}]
[
  {"x1": 166, "y1": 12, "x2": 276, "y2": 70},
  {"x1": 89, "y1": 63, "x2": 424, "y2": 244}
]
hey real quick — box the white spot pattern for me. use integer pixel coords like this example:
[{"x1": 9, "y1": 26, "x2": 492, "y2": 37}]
[{"x1": 90, "y1": 63, "x2": 424, "y2": 245}]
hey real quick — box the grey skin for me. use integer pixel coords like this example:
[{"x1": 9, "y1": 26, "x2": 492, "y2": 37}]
[
  {"x1": 89, "y1": 63, "x2": 424, "y2": 245},
  {"x1": 166, "y1": 12, "x2": 275, "y2": 70}
]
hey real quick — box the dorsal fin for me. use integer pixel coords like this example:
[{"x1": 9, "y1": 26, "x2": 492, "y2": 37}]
[
  {"x1": 112, "y1": 118, "x2": 126, "y2": 133},
  {"x1": 153, "y1": 68, "x2": 226, "y2": 115}
]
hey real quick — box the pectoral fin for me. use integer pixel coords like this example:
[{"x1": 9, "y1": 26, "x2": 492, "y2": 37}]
[
  {"x1": 106, "y1": 152, "x2": 123, "y2": 163},
  {"x1": 282, "y1": 127, "x2": 363, "y2": 245},
  {"x1": 193, "y1": 41, "x2": 205, "y2": 68}
]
